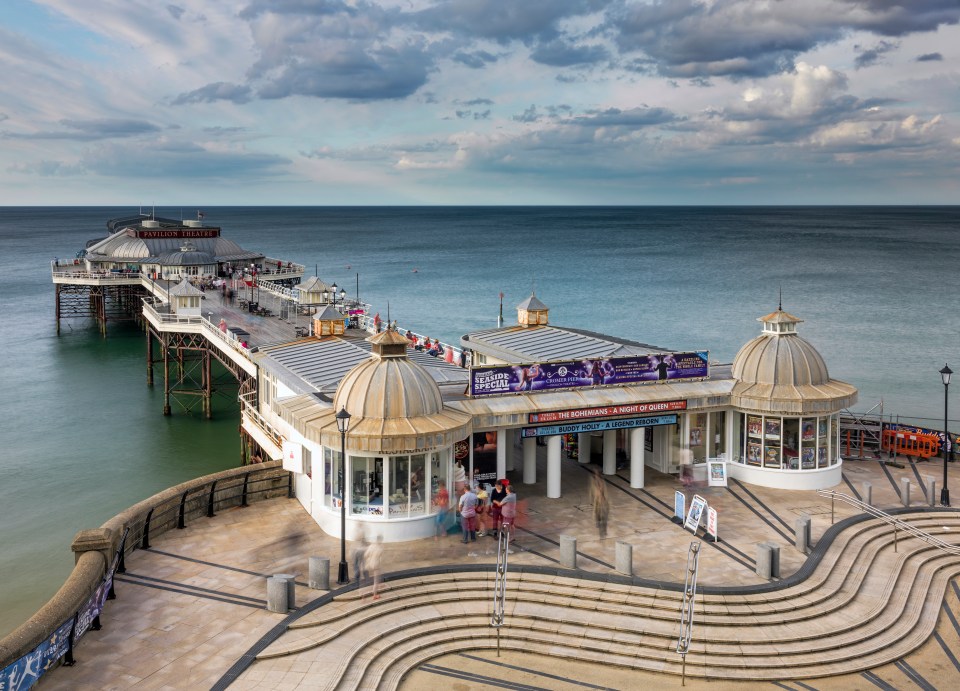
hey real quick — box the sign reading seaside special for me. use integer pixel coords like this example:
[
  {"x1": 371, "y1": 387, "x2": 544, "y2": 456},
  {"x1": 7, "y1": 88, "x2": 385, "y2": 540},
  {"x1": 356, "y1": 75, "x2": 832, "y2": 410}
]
[{"x1": 470, "y1": 352, "x2": 709, "y2": 397}]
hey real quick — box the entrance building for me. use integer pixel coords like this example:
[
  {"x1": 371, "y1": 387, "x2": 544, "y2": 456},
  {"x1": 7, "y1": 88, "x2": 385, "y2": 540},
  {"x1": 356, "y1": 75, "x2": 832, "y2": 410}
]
[{"x1": 259, "y1": 295, "x2": 857, "y2": 542}]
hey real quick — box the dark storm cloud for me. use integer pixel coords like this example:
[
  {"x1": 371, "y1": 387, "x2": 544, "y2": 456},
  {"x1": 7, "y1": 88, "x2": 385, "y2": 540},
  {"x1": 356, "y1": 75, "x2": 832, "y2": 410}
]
[
  {"x1": 917, "y1": 52, "x2": 943, "y2": 61},
  {"x1": 3, "y1": 119, "x2": 161, "y2": 141},
  {"x1": 530, "y1": 40, "x2": 609, "y2": 67},
  {"x1": 411, "y1": 0, "x2": 610, "y2": 42},
  {"x1": 172, "y1": 82, "x2": 253, "y2": 105},
  {"x1": 608, "y1": 0, "x2": 960, "y2": 79}
]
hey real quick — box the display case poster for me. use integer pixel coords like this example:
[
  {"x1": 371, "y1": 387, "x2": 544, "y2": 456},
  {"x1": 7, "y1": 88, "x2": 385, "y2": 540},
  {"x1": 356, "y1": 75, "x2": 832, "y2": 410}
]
[
  {"x1": 747, "y1": 443, "x2": 763, "y2": 465},
  {"x1": 708, "y1": 461, "x2": 727, "y2": 487},
  {"x1": 765, "y1": 419, "x2": 781, "y2": 438},
  {"x1": 689, "y1": 428, "x2": 703, "y2": 447},
  {"x1": 801, "y1": 448, "x2": 815, "y2": 468},
  {"x1": 470, "y1": 351, "x2": 709, "y2": 396},
  {"x1": 472, "y1": 431, "x2": 498, "y2": 484},
  {"x1": 674, "y1": 491, "x2": 685, "y2": 522},
  {"x1": 764, "y1": 445, "x2": 781, "y2": 466},
  {"x1": 818, "y1": 420, "x2": 828, "y2": 437},
  {"x1": 818, "y1": 447, "x2": 828, "y2": 466},
  {"x1": 685, "y1": 494, "x2": 707, "y2": 533},
  {"x1": 801, "y1": 420, "x2": 815, "y2": 441},
  {"x1": 747, "y1": 416, "x2": 762, "y2": 436},
  {"x1": 645, "y1": 428, "x2": 654, "y2": 452},
  {"x1": 707, "y1": 507, "x2": 718, "y2": 539}
]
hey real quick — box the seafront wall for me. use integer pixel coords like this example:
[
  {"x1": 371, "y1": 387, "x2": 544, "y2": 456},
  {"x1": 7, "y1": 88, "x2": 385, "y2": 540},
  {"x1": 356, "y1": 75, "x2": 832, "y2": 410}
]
[{"x1": 0, "y1": 461, "x2": 290, "y2": 680}]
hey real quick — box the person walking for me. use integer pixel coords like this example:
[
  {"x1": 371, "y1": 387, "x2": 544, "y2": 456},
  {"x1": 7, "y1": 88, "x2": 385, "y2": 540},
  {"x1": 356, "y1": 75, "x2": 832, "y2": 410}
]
[
  {"x1": 500, "y1": 484, "x2": 517, "y2": 551},
  {"x1": 352, "y1": 533, "x2": 368, "y2": 585},
  {"x1": 489, "y1": 480, "x2": 506, "y2": 537},
  {"x1": 433, "y1": 485, "x2": 450, "y2": 540},
  {"x1": 590, "y1": 468, "x2": 609, "y2": 539},
  {"x1": 363, "y1": 536, "x2": 384, "y2": 600},
  {"x1": 458, "y1": 485, "x2": 478, "y2": 543}
]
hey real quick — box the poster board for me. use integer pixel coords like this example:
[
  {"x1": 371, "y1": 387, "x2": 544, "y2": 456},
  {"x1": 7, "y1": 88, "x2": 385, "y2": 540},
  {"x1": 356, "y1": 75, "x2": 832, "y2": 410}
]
[
  {"x1": 707, "y1": 460, "x2": 727, "y2": 487},
  {"x1": 684, "y1": 494, "x2": 707, "y2": 533}
]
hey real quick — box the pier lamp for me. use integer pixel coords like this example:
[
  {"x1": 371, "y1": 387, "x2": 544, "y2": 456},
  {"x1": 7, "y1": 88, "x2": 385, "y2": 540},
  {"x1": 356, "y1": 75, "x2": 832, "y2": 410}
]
[
  {"x1": 335, "y1": 406, "x2": 352, "y2": 584},
  {"x1": 339, "y1": 287, "x2": 346, "y2": 307},
  {"x1": 331, "y1": 283, "x2": 339, "y2": 308},
  {"x1": 941, "y1": 364, "x2": 952, "y2": 507}
]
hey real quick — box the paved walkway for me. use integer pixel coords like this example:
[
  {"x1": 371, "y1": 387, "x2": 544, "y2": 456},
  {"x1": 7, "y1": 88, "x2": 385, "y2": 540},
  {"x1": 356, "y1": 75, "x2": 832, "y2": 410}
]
[{"x1": 40, "y1": 452, "x2": 960, "y2": 689}]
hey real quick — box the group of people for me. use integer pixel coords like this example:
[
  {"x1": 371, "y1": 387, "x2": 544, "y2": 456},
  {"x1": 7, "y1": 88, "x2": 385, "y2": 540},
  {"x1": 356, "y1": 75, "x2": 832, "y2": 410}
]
[{"x1": 453, "y1": 479, "x2": 517, "y2": 547}]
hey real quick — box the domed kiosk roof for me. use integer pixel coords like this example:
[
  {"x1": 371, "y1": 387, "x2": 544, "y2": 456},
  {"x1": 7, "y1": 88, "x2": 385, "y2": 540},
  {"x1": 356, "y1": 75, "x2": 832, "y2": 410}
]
[
  {"x1": 731, "y1": 309, "x2": 857, "y2": 415},
  {"x1": 302, "y1": 328, "x2": 471, "y2": 454}
]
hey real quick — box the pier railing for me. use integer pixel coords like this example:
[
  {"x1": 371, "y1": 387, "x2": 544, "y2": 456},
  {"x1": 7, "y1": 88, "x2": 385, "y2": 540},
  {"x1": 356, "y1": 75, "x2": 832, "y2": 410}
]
[
  {"x1": 0, "y1": 462, "x2": 291, "y2": 680},
  {"x1": 240, "y1": 391, "x2": 283, "y2": 449}
]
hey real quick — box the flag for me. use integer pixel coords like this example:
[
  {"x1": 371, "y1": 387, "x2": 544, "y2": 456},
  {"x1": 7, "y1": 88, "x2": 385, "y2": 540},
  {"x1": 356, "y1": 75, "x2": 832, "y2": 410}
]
[{"x1": 197, "y1": 210, "x2": 205, "y2": 220}]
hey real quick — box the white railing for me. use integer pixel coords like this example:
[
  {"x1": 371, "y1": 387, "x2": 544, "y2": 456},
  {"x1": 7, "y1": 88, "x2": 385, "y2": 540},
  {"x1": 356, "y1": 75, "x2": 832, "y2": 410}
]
[
  {"x1": 141, "y1": 298, "x2": 203, "y2": 327},
  {"x1": 818, "y1": 489, "x2": 960, "y2": 556},
  {"x1": 240, "y1": 391, "x2": 282, "y2": 446},
  {"x1": 52, "y1": 269, "x2": 143, "y2": 282},
  {"x1": 259, "y1": 258, "x2": 305, "y2": 278}
]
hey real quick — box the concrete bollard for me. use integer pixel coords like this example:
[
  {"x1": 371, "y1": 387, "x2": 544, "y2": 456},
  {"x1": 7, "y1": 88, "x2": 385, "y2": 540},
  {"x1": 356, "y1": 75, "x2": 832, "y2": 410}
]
[
  {"x1": 900, "y1": 477, "x2": 911, "y2": 507},
  {"x1": 274, "y1": 573, "x2": 296, "y2": 608},
  {"x1": 560, "y1": 535, "x2": 578, "y2": 569},
  {"x1": 767, "y1": 543, "x2": 781, "y2": 579},
  {"x1": 266, "y1": 576, "x2": 289, "y2": 613},
  {"x1": 756, "y1": 543, "x2": 773, "y2": 580},
  {"x1": 615, "y1": 541, "x2": 633, "y2": 576},
  {"x1": 795, "y1": 515, "x2": 811, "y2": 554},
  {"x1": 927, "y1": 478, "x2": 937, "y2": 507},
  {"x1": 309, "y1": 557, "x2": 330, "y2": 590},
  {"x1": 862, "y1": 481, "x2": 873, "y2": 507}
]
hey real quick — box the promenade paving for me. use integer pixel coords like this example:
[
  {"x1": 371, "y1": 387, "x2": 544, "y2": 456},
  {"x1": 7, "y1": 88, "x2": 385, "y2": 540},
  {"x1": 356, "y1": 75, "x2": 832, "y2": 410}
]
[{"x1": 38, "y1": 450, "x2": 960, "y2": 690}]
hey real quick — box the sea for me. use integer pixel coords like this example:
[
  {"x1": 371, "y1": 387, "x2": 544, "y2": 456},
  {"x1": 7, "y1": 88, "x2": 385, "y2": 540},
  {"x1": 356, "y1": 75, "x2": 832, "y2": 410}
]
[{"x1": 1, "y1": 205, "x2": 959, "y2": 637}]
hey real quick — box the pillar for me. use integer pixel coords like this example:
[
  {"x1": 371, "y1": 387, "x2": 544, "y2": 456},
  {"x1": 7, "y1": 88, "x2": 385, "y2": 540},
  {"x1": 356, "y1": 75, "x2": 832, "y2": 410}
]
[
  {"x1": 795, "y1": 516, "x2": 811, "y2": 554},
  {"x1": 523, "y1": 436, "x2": 537, "y2": 484},
  {"x1": 862, "y1": 481, "x2": 873, "y2": 507},
  {"x1": 266, "y1": 576, "x2": 288, "y2": 612},
  {"x1": 560, "y1": 535, "x2": 577, "y2": 568},
  {"x1": 615, "y1": 541, "x2": 633, "y2": 576},
  {"x1": 309, "y1": 557, "x2": 330, "y2": 590},
  {"x1": 505, "y1": 430, "x2": 515, "y2": 472},
  {"x1": 900, "y1": 477, "x2": 911, "y2": 507},
  {"x1": 927, "y1": 477, "x2": 936, "y2": 507},
  {"x1": 547, "y1": 436, "x2": 562, "y2": 498},
  {"x1": 756, "y1": 544, "x2": 772, "y2": 579},
  {"x1": 274, "y1": 573, "x2": 296, "y2": 608},
  {"x1": 630, "y1": 428, "x2": 645, "y2": 489},
  {"x1": 496, "y1": 433, "x2": 507, "y2": 480},
  {"x1": 578, "y1": 433, "x2": 592, "y2": 464},
  {"x1": 602, "y1": 430, "x2": 616, "y2": 475}
]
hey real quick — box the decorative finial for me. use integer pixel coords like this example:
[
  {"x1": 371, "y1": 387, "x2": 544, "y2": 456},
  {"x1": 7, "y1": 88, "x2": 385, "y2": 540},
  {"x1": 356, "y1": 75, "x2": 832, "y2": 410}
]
[{"x1": 778, "y1": 285, "x2": 782, "y2": 311}]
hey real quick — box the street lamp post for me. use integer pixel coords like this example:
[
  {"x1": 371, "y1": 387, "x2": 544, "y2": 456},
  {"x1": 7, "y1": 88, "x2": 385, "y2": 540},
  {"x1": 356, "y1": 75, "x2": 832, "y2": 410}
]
[
  {"x1": 941, "y1": 364, "x2": 952, "y2": 507},
  {"x1": 336, "y1": 406, "x2": 352, "y2": 584},
  {"x1": 331, "y1": 283, "x2": 339, "y2": 309}
]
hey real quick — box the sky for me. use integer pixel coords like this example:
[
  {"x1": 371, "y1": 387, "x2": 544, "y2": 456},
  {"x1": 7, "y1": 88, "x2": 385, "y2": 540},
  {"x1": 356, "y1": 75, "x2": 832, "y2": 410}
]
[{"x1": 0, "y1": 0, "x2": 958, "y2": 206}]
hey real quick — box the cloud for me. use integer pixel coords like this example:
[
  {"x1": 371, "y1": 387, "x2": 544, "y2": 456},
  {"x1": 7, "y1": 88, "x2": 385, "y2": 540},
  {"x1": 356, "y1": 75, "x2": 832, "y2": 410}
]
[
  {"x1": 530, "y1": 40, "x2": 609, "y2": 67},
  {"x1": 412, "y1": 0, "x2": 610, "y2": 42},
  {"x1": 916, "y1": 52, "x2": 943, "y2": 61},
  {"x1": 571, "y1": 106, "x2": 678, "y2": 128},
  {"x1": 172, "y1": 82, "x2": 253, "y2": 105},
  {"x1": 453, "y1": 50, "x2": 498, "y2": 69},
  {"x1": 854, "y1": 40, "x2": 898, "y2": 69},
  {"x1": 166, "y1": 5, "x2": 185, "y2": 21},
  {"x1": 3, "y1": 119, "x2": 161, "y2": 141}
]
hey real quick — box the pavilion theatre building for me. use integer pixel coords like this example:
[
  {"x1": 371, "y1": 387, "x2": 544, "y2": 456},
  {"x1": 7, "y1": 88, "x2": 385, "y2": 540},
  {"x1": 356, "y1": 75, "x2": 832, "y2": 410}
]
[{"x1": 255, "y1": 297, "x2": 857, "y2": 543}]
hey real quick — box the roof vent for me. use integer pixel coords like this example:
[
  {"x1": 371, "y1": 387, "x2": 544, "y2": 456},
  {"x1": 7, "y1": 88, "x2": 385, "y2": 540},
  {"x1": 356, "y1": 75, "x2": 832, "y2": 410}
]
[{"x1": 142, "y1": 219, "x2": 160, "y2": 228}]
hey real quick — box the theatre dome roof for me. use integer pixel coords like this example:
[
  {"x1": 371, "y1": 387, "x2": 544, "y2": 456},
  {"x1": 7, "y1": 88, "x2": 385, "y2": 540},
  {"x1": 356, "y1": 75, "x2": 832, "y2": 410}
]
[{"x1": 731, "y1": 309, "x2": 857, "y2": 415}]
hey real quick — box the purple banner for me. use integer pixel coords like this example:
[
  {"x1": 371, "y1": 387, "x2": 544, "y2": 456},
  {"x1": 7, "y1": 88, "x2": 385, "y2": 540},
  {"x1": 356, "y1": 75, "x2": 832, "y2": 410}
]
[
  {"x1": 0, "y1": 618, "x2": 72, "y2": 691},
  {"x1": 470, "y1": 352, "x2": 709, "y2": 397}
]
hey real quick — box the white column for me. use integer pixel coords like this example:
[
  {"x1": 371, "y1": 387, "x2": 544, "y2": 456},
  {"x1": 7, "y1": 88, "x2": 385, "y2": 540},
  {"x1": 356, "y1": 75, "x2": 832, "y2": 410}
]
[
  {"x1": 630, "y1": 428, "x2": 645, "y2": 489},
  {"x1": 602, "y1": 430, "x2": 617, "y2": 475},
  {"x1": 547, "y1": 436, "x2": 562, "y2": 498},
  {"x1": 505, "y1": 430, "x2": 515, "y2": 472},
  {"x1": 578, "y1": 433, "x2": 592, "y2": 464},
  {"x1": 523, "y1": 437, "x2": 537, "y2": 484},
  {"x1": 496, "y1": 432, "x2": 507, "y2": 480},
  {"x1": 725, "y1": 410, "x2": 735, "y2": 461}
]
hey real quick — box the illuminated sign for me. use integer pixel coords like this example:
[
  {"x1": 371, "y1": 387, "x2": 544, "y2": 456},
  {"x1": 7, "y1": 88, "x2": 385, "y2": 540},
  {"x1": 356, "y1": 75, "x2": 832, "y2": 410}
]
[
  {"x1": 520, "y1": 414, "x2": 677, "y2": 438},
  {"x1": 136, "y1": 229, "x2": 220, "y2": 239}
]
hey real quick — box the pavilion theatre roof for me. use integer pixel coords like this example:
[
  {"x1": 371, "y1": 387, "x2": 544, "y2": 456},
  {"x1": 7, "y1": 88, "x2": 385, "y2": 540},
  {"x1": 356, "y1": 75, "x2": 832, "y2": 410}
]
[{"x1": 463, "y1": 324, "x2": 670, "y2": 364}]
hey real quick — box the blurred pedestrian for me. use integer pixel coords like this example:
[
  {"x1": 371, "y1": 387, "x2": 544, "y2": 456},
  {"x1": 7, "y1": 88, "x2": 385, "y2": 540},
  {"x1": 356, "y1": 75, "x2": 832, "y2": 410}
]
[
  {"x1": 352, "y1": 532, "x2": 368, "y2": 585},
  {"x1": 459, "y1": 485, "x2": 478, "y2": 543},
  {"x1": 363, "y1": 536, "x2": 383, "y2": 600},
  {"x1": 433, "y1": 485, "x2": 450, "y2": 540},
  {"x1": 590, "y1": 469, "x2": 609, "y2": 539},
  {"x1": 500, "y1": 484, "x2": 517, "y2": 550},
  {"x1": 489, "y1": 480, "x2": 506, "y2": 537}
]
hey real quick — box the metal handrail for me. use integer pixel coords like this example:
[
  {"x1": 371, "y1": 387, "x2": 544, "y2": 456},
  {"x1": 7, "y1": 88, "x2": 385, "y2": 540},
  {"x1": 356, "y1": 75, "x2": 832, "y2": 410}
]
[
  {"x1": 491, "y1": 527, "x2": 510, "y2": 656},
  {"x1": 676, "y1": 541, "x2": 701, "y2": 686},
  {"x1": 818, "y1": 489, "x2": 960, "y2": 556}
]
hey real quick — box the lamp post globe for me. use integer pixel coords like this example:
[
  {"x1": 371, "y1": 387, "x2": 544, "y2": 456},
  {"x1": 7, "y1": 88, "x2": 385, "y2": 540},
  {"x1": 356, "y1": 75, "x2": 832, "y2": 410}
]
[
  {"x1": 941, "y1": 363, "x2": 952, "y2": 507},
  {"x1": 330, "y1": 283, "x2": 339, "y2": 307},
  {"x1": 339, "y1": 288, "x2": 346, "y2": 305},
  {"x1": 335, "y1": 406, "x2": 352, "y2": 584}
]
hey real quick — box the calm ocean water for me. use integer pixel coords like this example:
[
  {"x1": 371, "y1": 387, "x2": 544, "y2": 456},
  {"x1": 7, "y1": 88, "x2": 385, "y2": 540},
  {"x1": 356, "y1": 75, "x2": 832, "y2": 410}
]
[{"x1": 1, "y1": 205, "x2": 958, "y2": 636}]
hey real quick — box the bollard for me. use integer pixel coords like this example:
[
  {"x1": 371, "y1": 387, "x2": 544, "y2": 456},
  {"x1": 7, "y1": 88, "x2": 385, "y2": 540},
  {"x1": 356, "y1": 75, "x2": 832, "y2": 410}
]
[
  {"x1": 266, "y1": 576, "x2": 288, "y2": 613},
  {"x1": 756, "y1": 543, "x2": 773, "y2": 580},
  {"x1": 927, "y1": 478, "x2": 936, "y2": 507},
  {"x1": 615, "y1": 541, "x2": 633, "y2": 576},
  {"x1": 274, "y1": 573, "x2": 296, "y2": 609},
  {"x1": 560, "y1": 535, "x2": 578, "y2": 569},
  {"x1": 309, "y1": 557, "x2": 330, "y2": 590},
  {"x1": 900, "y1": 477, "x2": 911, "y2": 507},
  {"x1": 795, "y1": 515, "x2": 811, "y2": 554},
  {"x1": 862, "y1": 481, "x2": 873, "y2": 507},
  {"x1": 767, "y1": 543, "x2": 781, "y2": 579}
]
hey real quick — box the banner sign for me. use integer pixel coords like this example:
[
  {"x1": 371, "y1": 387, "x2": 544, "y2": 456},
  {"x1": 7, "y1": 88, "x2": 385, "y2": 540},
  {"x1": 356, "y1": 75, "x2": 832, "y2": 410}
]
[
  {"x1": 472, "y1": 431, "x2": 498, "y2": 484},
  {"x1": 529, "y1": 400, "x2": 687, "y2": 424},
  {"x1": 685, "y1": 494, "x2": 707, "y2": 533},
  {"x1": 0, "y1": 618, "x2": 73, "y2": 691},
  {"x1": 707, "y1": 507, "x2": 718, "y2": 540},
  {"x1": 470, "y1": 352, "x2": 709, "y2": 397},
  {"x1": 135, "y1": 229, "x2": 220, "y2": 239},
  {"x1": 520, "y1": 414, "x2": 677, "y2": 438},
  {"x1": 674, "y1": 491, "x2": 685, "y2": 522},
  {"x1": 74, "y1": 578, "x2": 111, "y2": 643}
]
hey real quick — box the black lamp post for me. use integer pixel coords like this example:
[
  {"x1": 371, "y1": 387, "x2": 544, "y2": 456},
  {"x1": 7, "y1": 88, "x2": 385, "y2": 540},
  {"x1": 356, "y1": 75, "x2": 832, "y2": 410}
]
[
  {"x1": 331, "y1": 282, "x2": 339, "y2": 309},
  {"x1": 339, "y1": 287, "x2": 346, "y2": 309},
  {"x1": 335, "y1": 406, "x2": 352, "y2": 584},
  {"x1": 941, "y1": 364, "x2": 952, "y2": 507}
]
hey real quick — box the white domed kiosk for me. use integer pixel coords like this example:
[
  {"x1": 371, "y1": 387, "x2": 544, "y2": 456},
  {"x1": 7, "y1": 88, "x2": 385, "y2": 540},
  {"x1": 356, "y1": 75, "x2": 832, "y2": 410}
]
[
  {"x1": 727, "y1": 309, "x2": 857, "y2": 489},
  {"x1": 302, "y1": 328, "x2": 471, "y2": 541}
]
